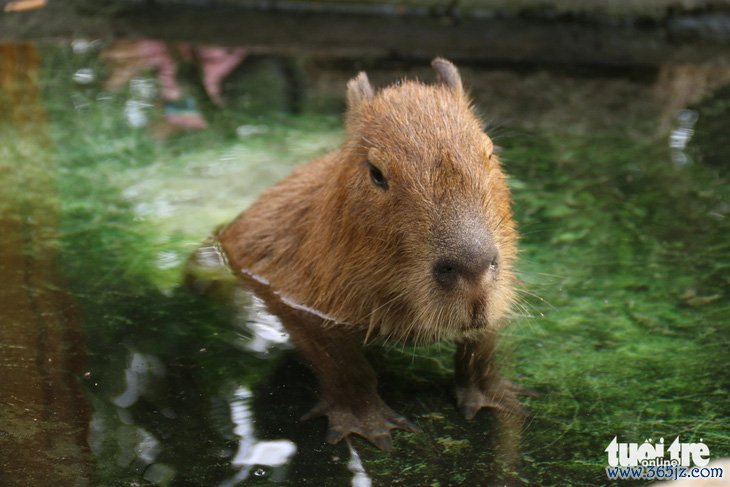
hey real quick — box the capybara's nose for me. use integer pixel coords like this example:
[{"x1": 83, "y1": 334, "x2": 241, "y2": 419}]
[{"x1": 432, "y1": 243, "x2": 499, "y2": 291}]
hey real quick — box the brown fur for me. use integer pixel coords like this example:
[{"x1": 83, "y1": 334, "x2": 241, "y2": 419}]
[
  {"x1": 216, "y1": 58, "x2": 521, "y2": 449},
  {"x1": 219, "y1": 62, "x2": 517, "y2": 344}
]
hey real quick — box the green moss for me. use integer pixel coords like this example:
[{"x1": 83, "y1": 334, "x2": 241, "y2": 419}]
[
  {"x1": 3, "y1": 42, "x2": 726, "y2": 486},
  {"x1": 435, "y1": 436, "x2": 471, "y2": 454}
]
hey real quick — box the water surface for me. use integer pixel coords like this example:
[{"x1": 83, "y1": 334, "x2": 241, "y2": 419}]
[{"x1": 1, "y1": 41, "x2": 729, "y2": 486}]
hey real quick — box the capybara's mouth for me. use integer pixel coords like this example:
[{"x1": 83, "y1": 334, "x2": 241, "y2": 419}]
[
  {"x1": 466, "y1": 318, "x2": 487, "y2": 331},
  {"x1": 468, "y1": 299, "x2": 488, "y2": 328}
]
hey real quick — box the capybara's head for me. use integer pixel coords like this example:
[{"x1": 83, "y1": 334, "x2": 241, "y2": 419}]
[{"x1": 319, "y1": 58, "x2": 518, "y2": 343}]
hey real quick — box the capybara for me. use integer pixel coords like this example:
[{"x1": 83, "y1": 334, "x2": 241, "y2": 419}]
[{"x1": 216, "y1": 58, "x2": 521, "y2": 450}]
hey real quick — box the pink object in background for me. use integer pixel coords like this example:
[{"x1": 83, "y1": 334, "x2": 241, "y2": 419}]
[{"x1": 102, "y1": 40, "x2": 247, "y2": 132}]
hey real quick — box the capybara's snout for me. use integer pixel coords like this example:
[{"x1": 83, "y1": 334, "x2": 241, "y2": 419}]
[{"x1": 431, "y1": 217, "x2": 499, "y2": 293}]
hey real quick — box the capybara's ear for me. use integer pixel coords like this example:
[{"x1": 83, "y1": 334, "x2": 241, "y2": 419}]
[
  {"x1": 431, "y1": 57, "x2": 463, "y2": 96},
  {"x1": 347, "y1": 72, "x2": 374, "y2": 110}
]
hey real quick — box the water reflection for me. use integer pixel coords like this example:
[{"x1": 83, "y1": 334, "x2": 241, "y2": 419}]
[
  {"x1": 72, "y1": 67, "x2": 95, "y2": 85},
  {"x1": 0, "y1": 41, "x2": 92, "y2": 486},
  {"x1": 112, "y1": 352, "x2": 167, "y2": 410},
  {"x1": 346, "y1": 439, "x2": 372, "y2": 487},
  {"x1": 221, "y1": 387, "x2": 297, "y2": 486},
  {"x1": 2, "y1": 36, "x2": 729, "y2": 485},
  {"x1": 3, "y1": 0, "x2": 47, "y2": 12},
  {"x1": 669, "y1": 109, "x2": 699, "y2": 166},
  {"x1": 654, "y1": 61, "x2": 730, "y2": 136},
  {"x1": 102, "y1": 40, "x2": 247, "y2": 133},
  {"x1": 186, "y1": 240, "x2": 292, "y2": 355},
  {"x1": 240, "y1": 296, "x2": 292, "y2": 354}
]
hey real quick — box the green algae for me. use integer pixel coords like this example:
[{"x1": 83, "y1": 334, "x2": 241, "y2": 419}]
[{"x1": 1, "y1": 42, "x2": 727, "y2": 486}]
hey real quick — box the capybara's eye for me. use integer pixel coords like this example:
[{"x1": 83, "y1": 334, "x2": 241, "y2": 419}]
[{"x1": 368, "y1": 162, "x2": 388, "y2": 190}]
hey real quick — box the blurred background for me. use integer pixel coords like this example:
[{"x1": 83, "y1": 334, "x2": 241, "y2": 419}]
[{"x1": 1, "y1": 1, "x2": 729, "y2": 486}]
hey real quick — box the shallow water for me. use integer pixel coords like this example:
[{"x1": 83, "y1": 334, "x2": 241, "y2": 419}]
[{"x1": 1, "y1": 41, "x2": 729, "y2": 486}]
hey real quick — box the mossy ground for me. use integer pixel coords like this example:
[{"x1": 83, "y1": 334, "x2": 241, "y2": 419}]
[{"x1": 2, "y1": 42, "x2": 727, "y2": 485}]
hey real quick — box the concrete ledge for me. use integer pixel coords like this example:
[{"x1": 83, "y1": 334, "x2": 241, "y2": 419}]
[{"x1": 1, "y1": 2, "x2": 729, "y2": 66}]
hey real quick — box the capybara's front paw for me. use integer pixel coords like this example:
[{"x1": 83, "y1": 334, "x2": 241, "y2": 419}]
[
  {"x1": 303, "y1": 397, "x2": 420, "y2": 451},
  {"x1": 456, "y1": 379, "x2": 534, "y2": 420}
]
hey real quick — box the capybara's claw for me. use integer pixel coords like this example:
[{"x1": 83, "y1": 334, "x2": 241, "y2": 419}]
[
  {"x1": 301, "y1": 401, "x2": 326, "y2": 421},
  {"x1": 325, "y1": 426, "x2": 348, "y2": 446},
  {"x1": 456, "y1": 379, "x2": 530, "y2": 419},
  {"x1": 370, "y1": 433, "x2": 393, "y2": 451},
  {"x1": 387, "y1": 414, "x2": 422, "y2": 433},
  {"x1": 303, "y1": 399, "x2": 417, "y2": 451}
]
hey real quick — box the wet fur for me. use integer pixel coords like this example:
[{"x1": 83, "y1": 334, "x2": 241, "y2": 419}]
[{"x1": 218, "y1": 61, "x2": 517, "y2": 346}]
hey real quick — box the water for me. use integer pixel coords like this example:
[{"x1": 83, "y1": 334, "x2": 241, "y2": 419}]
[{"x1": 1, "y1": 41, "x2": 729, "y2": 486}]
